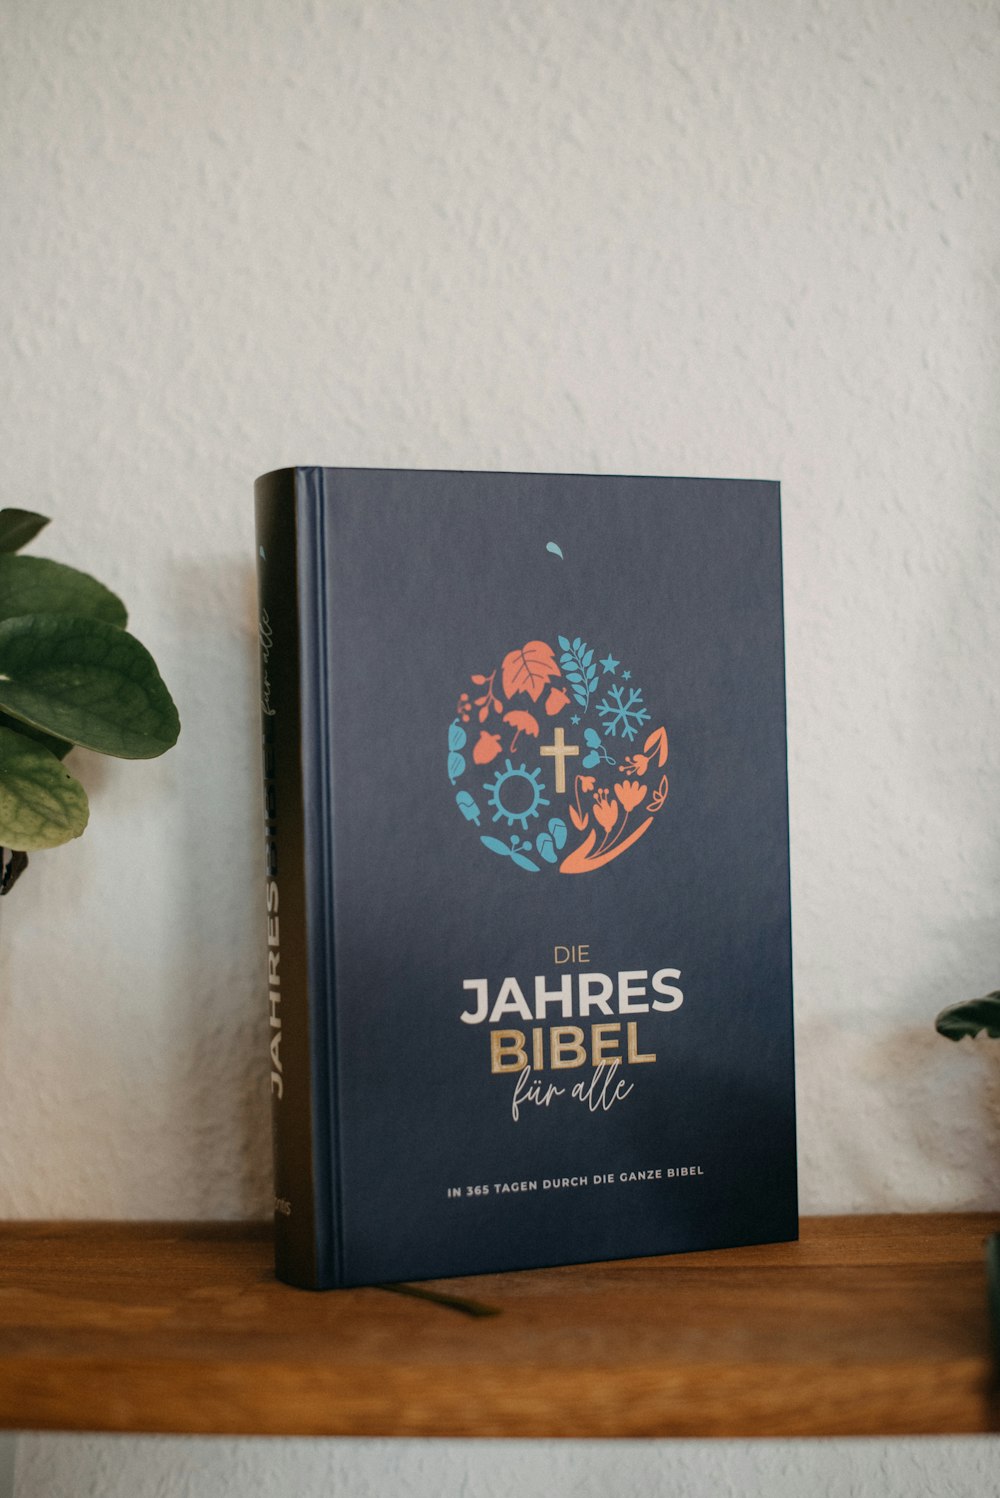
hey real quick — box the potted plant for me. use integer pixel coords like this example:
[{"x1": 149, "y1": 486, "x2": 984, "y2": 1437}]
[
  {"x1": 0, "y1": 507, "x2": 179, "y2": 893},
  {"x1": 935, "y1": 993, "x2": 1000, "y2": 1042}
]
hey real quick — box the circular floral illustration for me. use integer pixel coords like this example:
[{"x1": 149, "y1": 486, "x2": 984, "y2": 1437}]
[{"x1": 448, "y1": 635, "x2": 669, "y2": 874}]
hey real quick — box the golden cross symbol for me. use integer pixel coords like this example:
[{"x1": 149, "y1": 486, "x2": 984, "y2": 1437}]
[{"x1": 540, "y1": 726, "x2": 580, "y2": 795}]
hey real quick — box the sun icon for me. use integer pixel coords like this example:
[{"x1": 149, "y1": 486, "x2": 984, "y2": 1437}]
[{"x1": 483, "y1": 760, "x2": 550, "y2": 831}]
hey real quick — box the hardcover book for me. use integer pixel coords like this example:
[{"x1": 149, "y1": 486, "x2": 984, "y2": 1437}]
[{"x1": 255, "y1": 467, "x2": 797, "y2": 1289}]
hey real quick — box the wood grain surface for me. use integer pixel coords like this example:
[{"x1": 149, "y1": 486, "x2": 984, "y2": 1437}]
[{"x1": 0, "y1": 1216, "x2": 997, "y2": 1437}]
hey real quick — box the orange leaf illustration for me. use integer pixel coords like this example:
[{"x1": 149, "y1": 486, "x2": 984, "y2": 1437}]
[
  {"x1": 503, "y1": 709, "x2": 540, "y2": 751},
  {"x1": 643, "y1": 726, "x2": 668, "y2": 767},
  {"x1": 473, "y1": 730, "x2": 503, "y2": 765},
  {"x1": 569, "y1": 805, "x2": 589, "y2": 832},
  {"x1": 560, "y1": 818, "x2": 654, "y2": 874},
  {"x1": 501, "y1": 640, "x2": 560, "y2": 703},
  {"x1": 648, "y1": 773, "x2": 669, "y2": 812},
  {"x1": 545, "y1": 686, "x2": 570, "y2": 716}
]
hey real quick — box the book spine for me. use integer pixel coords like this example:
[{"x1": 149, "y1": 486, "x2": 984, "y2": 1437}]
[{"x1": 255, "y1": 469, "x2": 326, "y2": 1287}]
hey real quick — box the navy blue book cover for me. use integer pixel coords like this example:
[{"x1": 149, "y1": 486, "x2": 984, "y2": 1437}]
[{"x1": 255, "y1": 467, "x2": 797, "y2": 1288}]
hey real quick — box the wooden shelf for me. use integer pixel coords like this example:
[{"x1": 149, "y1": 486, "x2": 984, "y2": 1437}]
[{"x1": 0, "y1": 1215, "x2": 997, "y2": 1438}]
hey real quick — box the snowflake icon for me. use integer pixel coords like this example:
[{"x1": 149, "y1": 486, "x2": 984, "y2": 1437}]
[{"x1": 596, "y1": 683, "x2": 650, "y2": 742}]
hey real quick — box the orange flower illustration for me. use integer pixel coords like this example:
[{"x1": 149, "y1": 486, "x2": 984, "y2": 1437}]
[
  {"x1": 614, "y1": 779, "x2": 646, "y2": 813},
  {"x1": 593, "y1": 788, "x2": 619, "y2": 835},
  {"x1": 569, "y1": 774, "x2": 597, "y2": 831},
  {"x1": 621, "y1": 730, "x2": 666, "y2": 776},
  {"x1": 619, "y1": 753, "x2": 649, "y2": 776}
]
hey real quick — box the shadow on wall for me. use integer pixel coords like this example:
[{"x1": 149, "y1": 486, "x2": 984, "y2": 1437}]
[
  {"x1": 889, "y1": 1019, "x2": 1000, "y2": 1207},
  {"x1": 161, "y1": 554, "x2": 271, "y2": 1219},
  {"x1": 796, "y1": 1010, "x2": 1000, "y2": 1213}
]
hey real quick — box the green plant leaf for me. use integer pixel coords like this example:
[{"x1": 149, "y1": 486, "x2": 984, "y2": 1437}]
[
  {"x1": 0, "y1": 510, "x2": 49, "y2": 554},
  {"x1": 0, "y1": 555, "x2": 127, "y2": 627},
  {"x1": 0, "y1": 710, "x2": 72, "y2": 760},
  {"x1": 0, "y1": 725, "x2": 88, "y2": 849},
  {"x1": 0, "y1": 615, "x2": 180, "y2": 759},
  {"x1": 935, "y1": 993, "x2": 1000, "y2": 1041}
]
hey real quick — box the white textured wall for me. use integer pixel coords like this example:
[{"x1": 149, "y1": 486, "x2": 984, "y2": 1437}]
[
  {"x1": 11, "y1": 1436, "x2": 1000, "y2": 1498},
  {"x1": 2, "y1": 0, "x2": 998, "y2": 1493}
]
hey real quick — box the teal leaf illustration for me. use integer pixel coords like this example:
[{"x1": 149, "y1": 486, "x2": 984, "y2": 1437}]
[
  {"x1": 448, "y1": 719, "x2": 467, "y2": 752},
  {"x1": 558, "y1": 635, "x2": 598, "y2": 710},
  {"x1": 0, "y1": 615, "x2": 180, "y2": 758},
  {"x1": 0, "y1": 509, "x2": 50, "y2": 555},
  {"x1": 0, "y1": 556, "x2": 127, "y2": 627},
  {"x1": 448, "y1": 750, "x2": 465, "y2": 784},
  {"x1": 481, "y1": 836, "x2": 512, "y2": 858},
  {"x1": 0, "y1": 724, "x2": 89, "y2": 849},
  {"x1": 455, "y1": 790, "x2": 481, "y2": 825},
  {"x1": 510, "y1": 850, "x2": 540, "y2": 872},
  {"x1": 536, "y1": 831, "x2": 557, "y2": 863},
  {"x1": 546, "y1": 542, "x2": 564, "y2": 559},
  {"x1": 548, "y1": 816, "x2": 568, "y2": 850}
]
